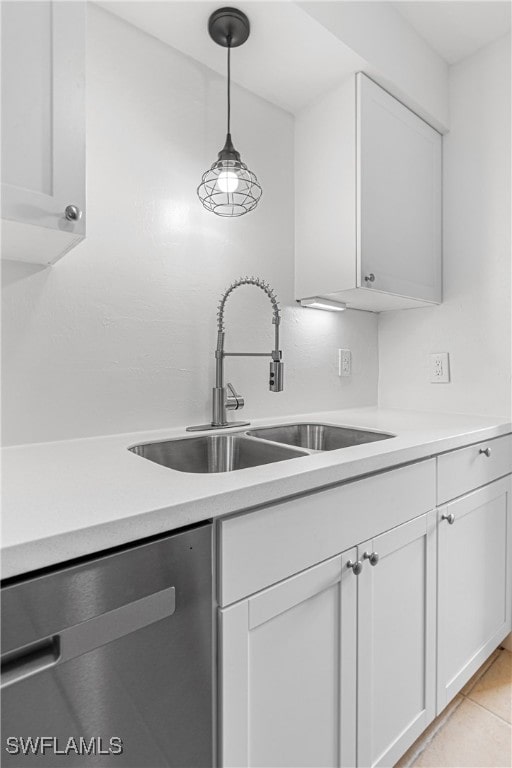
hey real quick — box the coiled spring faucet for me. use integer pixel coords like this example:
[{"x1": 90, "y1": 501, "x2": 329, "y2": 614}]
[{"x1": 187, "y1": 276, "x2": 284, "y2": 431}]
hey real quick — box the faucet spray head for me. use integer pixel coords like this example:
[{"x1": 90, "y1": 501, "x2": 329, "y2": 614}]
[{"x1": 269, "y1": 361, "x2": 284, "y2": 392}]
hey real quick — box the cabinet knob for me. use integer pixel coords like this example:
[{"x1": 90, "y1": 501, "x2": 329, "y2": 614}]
[
  {"x1": 346, "y1": 559, "x2": 363, "y2": 575},
  {"x1": 364, "y1": 273, "x2": 375, "y2": 283},
  {"x1": 479, "y1": 447, "x2": 491, "y2": 457},
  {"x1": 363, "y1": 551, "x2": 379, "y2": 566},
  {"x1": 65, "y1": 205, "x2": 82, "y2": 222},
  {"x1": 441, "y1": 512, "x2": 455, "y2": 525}
]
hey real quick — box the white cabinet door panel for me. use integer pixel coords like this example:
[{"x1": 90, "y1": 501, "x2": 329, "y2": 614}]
[
  {"x1": 219, "y1": 550, "x2": 357, "y2": 768},
  {"x1": 1, "y1": 1, "x2": 85, "y2": 263},
  {"x1": 1, "y1": 1, "x2": 53, "y2": 195},
  {"x1": 357, "y1": 74, "x2": 441, "y2": 304},
  {"x1": 437, "y1": 476, "x2": 512, "y2": 711},
  {"x1": 295, "y1": 73, "x2": 442, "y2": 310},
  {"x1": 357, "y1": 513, "x2": 436, "y2": 768}
]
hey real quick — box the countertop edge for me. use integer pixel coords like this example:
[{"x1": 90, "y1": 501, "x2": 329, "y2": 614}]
[{"x1": 2, "y1": 418, "x2": 510, "y2": 580}]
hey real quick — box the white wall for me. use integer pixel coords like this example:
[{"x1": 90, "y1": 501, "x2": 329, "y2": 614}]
[
  {"x1": 378, "y1": 34, "x2": 511, "y2": 418},
  {"x1": 300, "y1": 1, "x2": 449, "y2": 130},
  {"x1": 1, "y1": 5, "x2": 378, "y2": 446}
]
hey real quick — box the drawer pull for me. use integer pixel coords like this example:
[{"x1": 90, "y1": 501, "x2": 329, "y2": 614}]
[
  {"x1": 363, "y1": 551, "x2": 379, "y2": 566},
  {"x1": 346, "y1": 559, "x2": 363, "y2": 575},
  {"x1": 479, "y1": 447, "x2": 492, "y2": 457},
  {"x1": 441, "y1": 512, "x2": 455, "y2": 525}
]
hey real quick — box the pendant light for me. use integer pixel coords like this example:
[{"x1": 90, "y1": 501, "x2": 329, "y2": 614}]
[{"x1": 197, "y1": 7, "x2": 262, "y2": 217}]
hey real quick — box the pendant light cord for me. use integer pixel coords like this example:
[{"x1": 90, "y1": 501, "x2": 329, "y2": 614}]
[{"x1": 227, "y1": 39, "x2": 231, "y2": 135}]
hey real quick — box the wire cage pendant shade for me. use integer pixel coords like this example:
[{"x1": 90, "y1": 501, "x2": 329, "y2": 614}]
[
  {"x1": 198, "y1": 133, "x2": 262, "y2": 217},
  {"x1": 197, "y1": 8, "x2": 262, "y2": 217}
]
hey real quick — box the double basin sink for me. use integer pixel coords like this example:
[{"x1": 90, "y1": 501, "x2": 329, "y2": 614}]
[{"x1": 129, "y1": 423, "x2": 394, "y2": 474}]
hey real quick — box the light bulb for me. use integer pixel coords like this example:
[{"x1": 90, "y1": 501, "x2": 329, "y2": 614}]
[{"x1": 217, "y1": 170, "x2": 239, "y2": 193}]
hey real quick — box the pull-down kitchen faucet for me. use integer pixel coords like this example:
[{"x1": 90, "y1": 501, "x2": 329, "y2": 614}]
[{"x1": 187, "y1": 276, "x2": 284, "y2": 431}]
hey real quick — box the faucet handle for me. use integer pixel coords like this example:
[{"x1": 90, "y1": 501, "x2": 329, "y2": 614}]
[
  {"x1": 226, "y1": 383, "x2": 245, "y2": 411},
  {"x1": 227, "y1": 382, "x2": 241, "y2": 398}
]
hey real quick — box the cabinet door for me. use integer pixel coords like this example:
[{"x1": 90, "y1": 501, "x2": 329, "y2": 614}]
[
  {"x1": 437, "y1": 476, "x2": 512, "y2": 712},
  {"x1": 1, "y1": 1, "x2": 85, "y2": 264},
  {"x1": 357, "y1": 73, "x2": 441, "y2": 304},
  {"x1": 357, "y1": 513, "x2": 436, "y2": 768},
  {"x1": 219, "y1": 550, "x2": 358, "y2": 768}
]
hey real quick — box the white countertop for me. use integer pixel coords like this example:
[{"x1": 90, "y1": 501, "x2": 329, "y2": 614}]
[{"x1": 2, "y1": 407, "x2": 510, "y2": 579}]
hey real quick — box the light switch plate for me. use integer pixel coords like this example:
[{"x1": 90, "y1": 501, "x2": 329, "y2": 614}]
[{"x1": 430, "y1": 352, "x2": 450, "y2": 383}]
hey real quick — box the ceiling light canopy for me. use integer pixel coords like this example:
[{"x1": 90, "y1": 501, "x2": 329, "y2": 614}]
[{"x1": 197, "y1": 7, "x2": 262, "y2": 217}]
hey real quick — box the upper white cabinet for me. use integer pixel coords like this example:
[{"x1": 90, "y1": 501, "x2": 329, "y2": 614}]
[
  {"x1": 1, "y1": 1, "x2": 86, "y2": 265},
  {"x1": 295, "y1": 73, "x2": 442, "y2": 312}
]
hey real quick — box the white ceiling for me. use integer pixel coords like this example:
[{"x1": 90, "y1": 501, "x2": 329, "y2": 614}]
[
  {"x1": 97, "y1": 1, "x2": 510, "y2": 120},
  {"x1": 97, "y1": 1, "x2": 366, "y2": 115},
  {"x1": 393, "y1": 1, "x2": 511, "y2": 64}
]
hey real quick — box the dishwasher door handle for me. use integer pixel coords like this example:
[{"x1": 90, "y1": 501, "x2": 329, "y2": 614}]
[
  {"x1": 1, "y1": 586, "x2": 175, "y2": 689},
  {"x1": 1, "y1": 637, "x2": 60, "y2": 689}
]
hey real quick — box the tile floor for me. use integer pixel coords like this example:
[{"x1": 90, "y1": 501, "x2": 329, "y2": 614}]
[{"x1": 396, "y1": 647, "x2": 512, "y2": 768}]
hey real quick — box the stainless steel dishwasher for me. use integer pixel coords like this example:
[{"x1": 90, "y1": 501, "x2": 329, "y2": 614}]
[{"x1": 1, "y1": 522, "x2": 213, "y2": 767}]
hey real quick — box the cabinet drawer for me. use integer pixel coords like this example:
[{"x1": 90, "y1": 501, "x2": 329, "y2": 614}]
[
  {"x1": 218, "y1": 459, "x2": 435, "y2": 606},
  {"x1": 437, "y1": 434, "x2": 512, "y2": 505}
]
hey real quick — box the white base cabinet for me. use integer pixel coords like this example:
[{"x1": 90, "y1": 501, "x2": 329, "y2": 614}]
[
  {"x1": 437, "y1": 476, "x2": 512, "y2": 712},
  {"x1": 357, "y1": 514, "x2": 437, "y2": 768},
  {"x1": 219, "y1": 513, "x2": 437, "y2": 768},
  {"x1": 219, "y1": 549, "x2": 357, "y2": 768},
  {"x1": 218, "y1": 444, "x2": 512, "y2": 768}
]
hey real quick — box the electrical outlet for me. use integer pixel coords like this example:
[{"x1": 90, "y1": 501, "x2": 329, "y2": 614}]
[
  {"x1": 339, "y1": 349, "x2": 351, "y2": 377},
  {"x1": 430, "y1": 352, "x2": 450, "y2": 383}
]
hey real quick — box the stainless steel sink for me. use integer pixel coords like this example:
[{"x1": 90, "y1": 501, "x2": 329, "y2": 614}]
[
  {"x1": 129, "y1": 434, "x2": 308, "y2": 474},
  {"x1": 246, "y1": 423, "x2": 394, "y2": 451}
]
